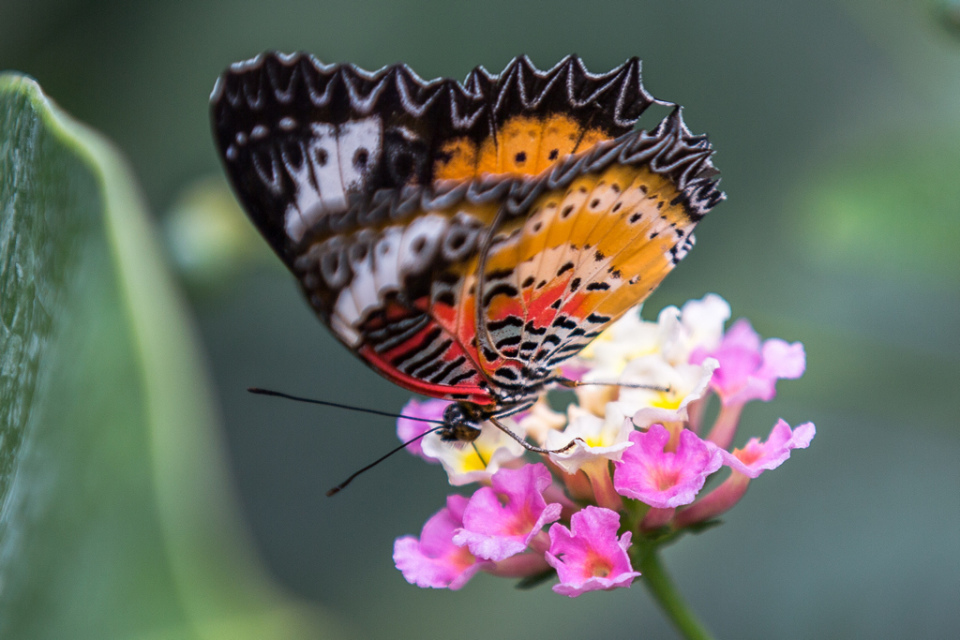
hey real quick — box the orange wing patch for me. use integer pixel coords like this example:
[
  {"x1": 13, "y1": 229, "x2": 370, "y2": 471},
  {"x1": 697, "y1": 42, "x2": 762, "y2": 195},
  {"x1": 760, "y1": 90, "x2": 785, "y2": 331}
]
[
  {"x1": 434, "y1": 138, "x2": 479, "y2": 181},
  {"x1": 471, "y1": 162, "x2": 702, "y2": 375},
  {"x1": 432, "y1": 114, "x2": 614, "y2": 181},
  {"x1": 497, "y1": 116, "x2": 543, "y2": 174}
]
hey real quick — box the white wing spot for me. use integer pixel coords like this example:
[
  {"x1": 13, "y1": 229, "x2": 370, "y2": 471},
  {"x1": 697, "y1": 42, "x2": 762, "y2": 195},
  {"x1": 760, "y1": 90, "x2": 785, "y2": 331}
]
[
  {"x1": 337, "y1": 116, "x2": 382, "y2": 191},
  {"x1": 280, "y1": 118, "x2": 383, "y2": 242}
]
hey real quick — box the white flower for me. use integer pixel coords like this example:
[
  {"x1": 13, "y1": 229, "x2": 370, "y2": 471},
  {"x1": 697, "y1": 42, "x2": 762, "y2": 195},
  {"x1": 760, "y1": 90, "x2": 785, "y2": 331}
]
[
  {"x1": 421, "y1": 420, "x2": 526, "y2": 486},
  {"x1": 661, "y1": 294, "x2": 731, "y2": 365},
  {"x1": 616, "y1": 355, "x2": 719, "y2": 426},
  {"x1": 576, "y1": 305, "x2": 661, "y2": 376},
  {"x1": 516, "y1": 397, "x2": 567, "y2": 446},
  {"x1": 545, "y1": 404, "x2": 635, "y2": 474}
]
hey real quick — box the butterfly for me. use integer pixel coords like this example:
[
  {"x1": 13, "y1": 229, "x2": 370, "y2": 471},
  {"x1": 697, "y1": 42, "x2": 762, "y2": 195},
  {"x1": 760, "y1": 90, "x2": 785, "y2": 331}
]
[{"x1": 210, "y1": 52, "x2": 724, "y2": 450}]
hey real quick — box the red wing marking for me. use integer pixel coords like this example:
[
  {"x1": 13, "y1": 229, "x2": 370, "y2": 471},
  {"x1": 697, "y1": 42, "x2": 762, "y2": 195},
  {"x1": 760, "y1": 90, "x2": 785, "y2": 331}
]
[{"x1": 356, "y1": 299, "x2": 494, "y2": 405}]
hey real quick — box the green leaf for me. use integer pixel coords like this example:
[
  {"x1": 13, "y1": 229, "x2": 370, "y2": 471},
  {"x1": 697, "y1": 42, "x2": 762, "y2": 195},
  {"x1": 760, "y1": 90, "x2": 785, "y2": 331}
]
[{"x1": 0, "y1": 74, "x2": 340, "y2": 640}]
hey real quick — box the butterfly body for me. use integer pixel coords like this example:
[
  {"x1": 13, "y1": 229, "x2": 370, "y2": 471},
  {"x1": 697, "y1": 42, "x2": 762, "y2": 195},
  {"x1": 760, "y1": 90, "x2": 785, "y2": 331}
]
[{"x1": 211, "y1": 53, "x2": 724, "y2": 441}]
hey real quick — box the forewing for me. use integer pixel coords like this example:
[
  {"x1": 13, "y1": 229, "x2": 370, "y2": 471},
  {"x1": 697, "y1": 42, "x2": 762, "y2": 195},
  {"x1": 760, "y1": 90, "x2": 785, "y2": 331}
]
[
  {"x1": 210, "y1": 52, "x2": 655, "y2": 263},
  {"x1": 434, "y1": 55, "x2": 653, "y2": 180}
]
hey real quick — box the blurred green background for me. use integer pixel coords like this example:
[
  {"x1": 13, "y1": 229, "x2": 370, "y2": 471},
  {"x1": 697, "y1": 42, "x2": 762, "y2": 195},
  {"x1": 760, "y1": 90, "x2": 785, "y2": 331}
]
[{"x1": 2, "y1": 0, "x2": 958, "y2": 638}]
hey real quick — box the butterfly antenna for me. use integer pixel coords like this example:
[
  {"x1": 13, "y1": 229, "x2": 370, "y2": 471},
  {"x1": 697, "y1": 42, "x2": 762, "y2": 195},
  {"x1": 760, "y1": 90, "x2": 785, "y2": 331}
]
[
  {"x1": 247, "y1": 387, "x2": 446, "y2": 424},
  {"x1": 325, "y1": 426, "x2": 446, "y2": 496},
  {"x1": 247, "y1": 387, "x2": 450, "y2": 496}
]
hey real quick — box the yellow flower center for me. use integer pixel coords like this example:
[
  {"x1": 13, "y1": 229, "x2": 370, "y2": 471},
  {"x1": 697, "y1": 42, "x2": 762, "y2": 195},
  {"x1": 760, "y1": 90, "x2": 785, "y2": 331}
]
[
  {"x1": 651, "y1": 390, "x2": 683, "y2": 411},
  {"x1": 584, "y1": 435, "x2": 605, "y2": 448},
  {"x1": 457, "y1": 445, "x2": 492, "y2": 473},
  {"x1": 585, "y1": 550, "x2": 613, "y2": 578}
]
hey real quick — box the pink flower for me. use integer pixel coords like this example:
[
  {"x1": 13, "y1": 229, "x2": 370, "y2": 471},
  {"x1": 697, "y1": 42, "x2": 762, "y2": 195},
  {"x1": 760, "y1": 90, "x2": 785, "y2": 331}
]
[
  {"x1": 453, "y1": 464, "x2": 562, "y2": 562},
  {"x1": 614, "y1": 425, "x2": 723, "y2": 508},
  {"x1": 721, "y1": 419, "x2": 816, "y2": 478},
  {"x1": 690, "y1": 319, "x2": 805, "y2": 406},
  {"x1": 393, "y1": 495, "x2": 484, "y2": 590},
  {"x1": 545, "y1": 507, "x2": 640, "y2": 597},
  {"x1": 677, "y1": 419, "x2": 816, "y2": 527},
  {"x1": 397, "y1": 398, "x2": 450, "y2": 459}
]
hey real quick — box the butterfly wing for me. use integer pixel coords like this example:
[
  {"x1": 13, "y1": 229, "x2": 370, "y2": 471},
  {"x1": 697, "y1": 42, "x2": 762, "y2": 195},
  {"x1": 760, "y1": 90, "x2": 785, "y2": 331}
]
[
  {"x1": 211, "y1": 52, "x2": 723, "y2": 407},
  {"x1": 463, "y1": 112, "x2": 723, "y2": 393}
]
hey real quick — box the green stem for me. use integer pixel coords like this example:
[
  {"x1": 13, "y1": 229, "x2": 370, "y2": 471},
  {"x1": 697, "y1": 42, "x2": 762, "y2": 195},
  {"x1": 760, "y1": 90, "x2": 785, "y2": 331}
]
[{"x1": 638, "y1": 549, "x2": 715, "y2": 640}]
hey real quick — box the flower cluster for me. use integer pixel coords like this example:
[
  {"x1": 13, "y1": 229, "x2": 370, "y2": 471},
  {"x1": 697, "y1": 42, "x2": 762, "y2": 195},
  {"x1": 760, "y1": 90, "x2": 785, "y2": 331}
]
[{"x1": 393, "y1": 295, "x2": 814, "y2": 597}]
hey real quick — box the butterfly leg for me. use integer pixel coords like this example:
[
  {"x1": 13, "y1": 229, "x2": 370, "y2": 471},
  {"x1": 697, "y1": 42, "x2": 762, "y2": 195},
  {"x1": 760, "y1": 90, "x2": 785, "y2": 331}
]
[
  {"x1": 473, "y1": 204, "x2": 522, "y2": 367},
  {"x1": 552, "y1": 377, "x2": 671, "y2": 393},
  {"x1": 488, "y1": 416, "x2": 578, "y2": 455}
]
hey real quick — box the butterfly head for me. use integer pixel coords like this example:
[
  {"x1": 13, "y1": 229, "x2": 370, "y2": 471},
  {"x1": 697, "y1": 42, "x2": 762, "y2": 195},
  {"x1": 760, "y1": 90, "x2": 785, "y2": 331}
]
[{"x1": 439, "y1": 403, "x2": 483, "y2": 443}]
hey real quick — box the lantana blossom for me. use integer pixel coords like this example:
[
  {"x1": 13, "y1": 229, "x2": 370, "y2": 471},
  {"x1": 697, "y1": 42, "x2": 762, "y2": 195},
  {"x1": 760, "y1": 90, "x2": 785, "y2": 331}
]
[
  {"x1": 393, "y1": 294, "x2": 815, "y2": 604},
  {"x1": 659, "y1": 293, "x2": 732, "y2": 365},
  {"x1": 452, "y1": 463, "x2": 562, "y2": 562},
  {"x1": 398, "y1": 400, "x2": 529, "y2": 483},
  {"x1": 613, "y1": 424, "x2": 723, "y2": 508},
  {"x1": 545, "y1": 404, "x2": 635, "y2": 475},
  {"x1": 545, "y1": 507, "x2": 640, "y2": 597},
  {"x1": 690, "y1": 318, "x2": 805, "y2": 407},
  {"x1": 516, "y1": 397, "x2": 568, "y2": 446},
  {"x1": 617, "y1": 355, "x2": 719, "y2": 426},
  {"x1": 577, "y1": 307, "x2": 663, "y2": 376},
  {"x1": 393, "y1": 495, "x2": 484, "y2": 590},
  {"x1": 576, "y1": 293, "x2": 731, "y2": 372},
  {"x1": 675, "y1": 419, "x2": 816, "y2": 528},
  {"x1": 420, "y1": 420, "x2": 527, "y2": 486},
  {"x1": 397, "y1": 398, "x2": 450, "y2": 460},
  {"x1": 721, "y1": 419, "x2": 816, "y2": 478},
  {"x1": 545, "y1": 404, "x2": 636, "y2": 511}
]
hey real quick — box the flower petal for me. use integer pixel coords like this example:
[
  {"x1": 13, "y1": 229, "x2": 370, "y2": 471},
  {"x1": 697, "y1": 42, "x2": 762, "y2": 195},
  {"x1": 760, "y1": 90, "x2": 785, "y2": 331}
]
[
  {"x1": 394, "y1": 495, "x2": 483, "y2": 590},
  {"x1": 721, "y1": 419, "x2": 815, "y2": 478},
  {"x1": 453, "y1": 464, "x2": 562, "y2": 561},
  {"x1": 545, "y1": 507, "x2": 640, "y2": 597},
  {"x1": 614, "y1": 425, "x2": 723, "y2": 508},
  {"x1": 397, "y1": 398, "x2": 450, "y2": 460}
]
